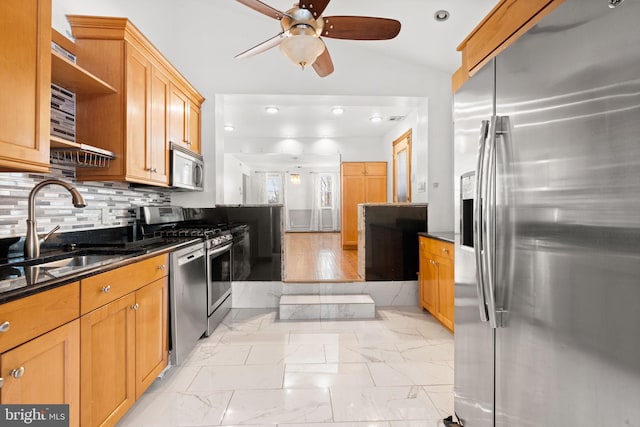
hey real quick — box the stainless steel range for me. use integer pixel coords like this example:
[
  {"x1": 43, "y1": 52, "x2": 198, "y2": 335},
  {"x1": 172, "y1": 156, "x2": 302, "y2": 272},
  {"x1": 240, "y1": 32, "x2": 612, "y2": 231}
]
[{"x1": 140, "y1": 207, "x2": 233, "y2": 364}]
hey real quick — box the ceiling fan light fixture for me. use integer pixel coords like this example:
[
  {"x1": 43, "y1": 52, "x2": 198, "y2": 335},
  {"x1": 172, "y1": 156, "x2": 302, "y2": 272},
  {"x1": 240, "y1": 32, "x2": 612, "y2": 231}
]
[{"x1": 279, "y1": 35, "x2": 325, "y2": 69}]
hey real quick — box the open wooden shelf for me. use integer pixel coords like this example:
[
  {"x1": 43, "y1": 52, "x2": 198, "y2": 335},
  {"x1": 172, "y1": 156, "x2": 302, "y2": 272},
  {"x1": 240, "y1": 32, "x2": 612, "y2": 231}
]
[
  {"x1": 50, "y1": 135, "x2": 81, "y2": 149},
  {"x1": 51, "y1": 51, "x2": 117, "y2": 95}
]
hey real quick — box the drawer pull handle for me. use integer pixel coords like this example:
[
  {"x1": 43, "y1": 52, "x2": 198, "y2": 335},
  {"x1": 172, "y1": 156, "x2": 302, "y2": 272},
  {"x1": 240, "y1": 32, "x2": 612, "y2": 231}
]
[
  {"x1": 157, "y1": 265, "x2": 166, "y2": 271},
  {"x1": 10, "y1": 367, "x2": 25, "y2": 379},
  {"x1": 0, "y1": 321, "x2": 10, "y2": 333},
  {"x1": 102, "y1": 285, "x2": 111, "y2": 294},
  {"x1": 442, "y1": 248, "x2": 449, "y2": 254},
  {"x1": 131, "y1": 303, "x2": 140, "y2": 311}
]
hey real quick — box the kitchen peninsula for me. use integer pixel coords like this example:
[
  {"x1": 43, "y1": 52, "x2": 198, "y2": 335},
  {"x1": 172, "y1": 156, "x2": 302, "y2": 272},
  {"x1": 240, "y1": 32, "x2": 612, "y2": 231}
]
[{"x1": 357, "y1": 203, "x2": 428, "y2": 281}]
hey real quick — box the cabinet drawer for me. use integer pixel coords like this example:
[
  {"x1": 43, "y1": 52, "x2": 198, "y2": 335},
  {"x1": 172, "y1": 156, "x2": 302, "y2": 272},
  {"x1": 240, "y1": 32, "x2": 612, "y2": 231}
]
[
  {"x1": 421, "y1": 237, "x2": 454, "y2": 262},
  {"x1": 81, "y1": 254, "x2": 168, "y2": 315},
  {"x1": 0, "y1": 283, "x2": 80, "y2": 353}
]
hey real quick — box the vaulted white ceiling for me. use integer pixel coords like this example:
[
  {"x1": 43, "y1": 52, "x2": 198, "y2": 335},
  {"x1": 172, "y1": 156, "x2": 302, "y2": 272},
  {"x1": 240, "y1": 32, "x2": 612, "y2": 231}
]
[{"x1": 53, "y1": 0, "x2": 497, "y2": 169}]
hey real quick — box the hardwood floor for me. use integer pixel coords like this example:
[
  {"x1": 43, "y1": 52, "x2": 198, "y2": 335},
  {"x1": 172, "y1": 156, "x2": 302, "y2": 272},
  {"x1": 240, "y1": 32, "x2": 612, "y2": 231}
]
[{"x1": 284, "y1": 232, "x2": 362, "y2": 282}]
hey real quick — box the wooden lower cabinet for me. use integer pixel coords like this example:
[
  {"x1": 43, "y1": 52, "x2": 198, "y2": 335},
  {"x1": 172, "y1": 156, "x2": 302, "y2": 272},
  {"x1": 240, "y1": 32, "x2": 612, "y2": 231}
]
[
  {"x1": 81, "y1": 293, "x2": 136, "y2": 427},
  {"x1": 419, "y1": 236, "x2": 455, "y2": 332},
  {"x1": 0, "y1": 319, "x2": 80, "y2": 427},
  {"x1": 135, "y1": 277, "x2": 169, "y2": 399},
  {"x1": 80, "y1": 276, "x2": 169, "y2": 427}
]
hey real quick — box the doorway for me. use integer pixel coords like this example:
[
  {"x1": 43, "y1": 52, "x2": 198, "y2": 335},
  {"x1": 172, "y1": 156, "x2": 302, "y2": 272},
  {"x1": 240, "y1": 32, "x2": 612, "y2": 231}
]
[{"x1": 393, "y1": 129, "x2": 412, "y2": 203}]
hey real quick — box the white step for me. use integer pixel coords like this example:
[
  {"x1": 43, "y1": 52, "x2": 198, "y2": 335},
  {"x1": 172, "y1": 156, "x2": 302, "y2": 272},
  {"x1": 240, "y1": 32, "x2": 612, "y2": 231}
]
[{"x1": 279, "y1": 294, "x2": 375, "y2": 320}]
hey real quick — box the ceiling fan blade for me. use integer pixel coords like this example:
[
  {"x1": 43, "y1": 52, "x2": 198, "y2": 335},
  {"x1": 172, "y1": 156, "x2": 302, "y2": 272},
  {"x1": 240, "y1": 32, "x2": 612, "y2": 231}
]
[
  {"x1": 298, "y1": 0, "x2": 332, "y2": 19},
  {"x1": 313, "y1": 44, "x2": 334, "y2": 77},
  {"x1": 321, "y1": 16, "x2": 401, "y2": 40},
  {"x1": 235, "y1": 32, "x2": 287, "y2": 59},
  {"x1": 234, "y1": 0, "x2": 292, "y2": 20}
]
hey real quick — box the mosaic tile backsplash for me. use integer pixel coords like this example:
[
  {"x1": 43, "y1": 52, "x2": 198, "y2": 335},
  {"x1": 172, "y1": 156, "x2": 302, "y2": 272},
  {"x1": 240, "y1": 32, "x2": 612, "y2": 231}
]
[{"x1": 0, "y1": 164, "x2": 171, "y2": 238}]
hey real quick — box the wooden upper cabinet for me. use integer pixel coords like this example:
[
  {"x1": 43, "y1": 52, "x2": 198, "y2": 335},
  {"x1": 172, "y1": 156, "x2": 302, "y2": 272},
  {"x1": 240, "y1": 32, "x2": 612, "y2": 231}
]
[
  {"x1": 168, "y1": 83, "x2": 202, "y2": 154},
  {"x1": 453, "y1": 0, "x2": 564, "y2": 92},
  {"x1": 67, "y1": 15, "x2": 204, "y2": 184},
  {"x1": 0, "y1": 0, "x2": 51, "y2": 172}
]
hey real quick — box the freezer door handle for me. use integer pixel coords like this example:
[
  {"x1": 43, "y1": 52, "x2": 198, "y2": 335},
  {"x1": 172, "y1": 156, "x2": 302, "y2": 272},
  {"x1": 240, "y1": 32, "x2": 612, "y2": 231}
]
[
  {"x1": 474, "y1": 119, "x2": 490, "y2": 322},
  {"x1": 484, "y1": 116, "x2": 500, "y2": 329}
]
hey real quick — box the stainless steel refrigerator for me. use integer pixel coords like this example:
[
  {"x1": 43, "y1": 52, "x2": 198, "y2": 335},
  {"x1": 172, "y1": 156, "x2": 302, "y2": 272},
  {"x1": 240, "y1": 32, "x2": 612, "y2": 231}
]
[{"x1": 453, "y1": 0, "x2": 640, "y2": 425}]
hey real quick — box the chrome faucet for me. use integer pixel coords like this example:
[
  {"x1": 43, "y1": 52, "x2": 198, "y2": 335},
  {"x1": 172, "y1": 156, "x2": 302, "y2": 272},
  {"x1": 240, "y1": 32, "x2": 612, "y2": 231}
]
[{"x1": 24, "y1": 179, "x2": 87, "y2": 259}]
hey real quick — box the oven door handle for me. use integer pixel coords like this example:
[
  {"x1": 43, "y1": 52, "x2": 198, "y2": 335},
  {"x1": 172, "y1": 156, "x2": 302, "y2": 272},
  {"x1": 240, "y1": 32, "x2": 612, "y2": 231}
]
[{"x1": 208, "y1": 243, "x2": 232, "y2": 257}]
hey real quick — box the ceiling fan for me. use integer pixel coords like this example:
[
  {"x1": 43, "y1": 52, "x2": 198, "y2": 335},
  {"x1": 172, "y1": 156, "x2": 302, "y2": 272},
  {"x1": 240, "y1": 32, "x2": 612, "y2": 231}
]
[{"x1": 234, "y1": 0, "x2": 401, "y2": 77}]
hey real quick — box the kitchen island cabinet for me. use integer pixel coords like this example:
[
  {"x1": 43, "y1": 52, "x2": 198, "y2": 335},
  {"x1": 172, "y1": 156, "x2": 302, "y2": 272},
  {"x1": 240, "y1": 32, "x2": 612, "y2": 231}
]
[
  {"x1": 0, "y1": 283, "x2": 80, "y2": 427},
  {"x1": 0, "y1": 0, "x2": 51, "y2": 173},
  {"x1": 419, "y1": 235, "x2": 454, "y2": 332}
]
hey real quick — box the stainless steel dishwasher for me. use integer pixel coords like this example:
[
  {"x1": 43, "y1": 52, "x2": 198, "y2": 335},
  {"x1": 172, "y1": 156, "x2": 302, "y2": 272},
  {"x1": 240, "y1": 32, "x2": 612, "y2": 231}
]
[{"x1": 170, "y1": 241, "x2": 206, "y2": 365}]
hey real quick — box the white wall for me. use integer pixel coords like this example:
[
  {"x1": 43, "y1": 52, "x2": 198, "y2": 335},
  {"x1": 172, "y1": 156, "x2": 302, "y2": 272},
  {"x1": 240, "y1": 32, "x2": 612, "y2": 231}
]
[
  {"x1": 223, "y1": 155, "x2": 251, "y2": 205},
  {"x1": 52, "y1": 0, "x2": 454, "y2": 226}
]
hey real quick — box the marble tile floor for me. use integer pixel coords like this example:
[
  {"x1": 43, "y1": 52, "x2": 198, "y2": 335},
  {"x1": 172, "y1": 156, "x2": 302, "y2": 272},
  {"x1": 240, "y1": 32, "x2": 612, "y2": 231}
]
[{"x1": 117, "y1": 306, "x2": 454, "y2": 427}]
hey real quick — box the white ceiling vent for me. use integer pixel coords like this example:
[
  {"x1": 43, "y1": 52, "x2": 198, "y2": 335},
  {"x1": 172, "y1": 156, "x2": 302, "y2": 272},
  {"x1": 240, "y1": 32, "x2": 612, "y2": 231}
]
[{"x1": 388, "y1": 115, "x2": 406, "y2": 122}]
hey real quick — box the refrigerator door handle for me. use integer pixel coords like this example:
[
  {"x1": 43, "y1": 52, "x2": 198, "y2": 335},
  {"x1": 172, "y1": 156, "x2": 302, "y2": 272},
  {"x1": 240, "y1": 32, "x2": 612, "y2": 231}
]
[
  {"x1": 484, "y1": 115, "x2": 505, "y2": 329},
  {"x1": 474, "y1": 119, "x2": 490, "y2": 322},
  {"x1": 494, "y1": 115, "x2": 513, "y2": 327}
]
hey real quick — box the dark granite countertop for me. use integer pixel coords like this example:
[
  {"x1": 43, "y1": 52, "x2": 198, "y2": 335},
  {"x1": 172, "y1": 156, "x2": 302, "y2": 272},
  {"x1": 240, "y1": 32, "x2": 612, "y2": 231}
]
[
  {"x1": 419, "y1": 231, "x2": 455, "y2": 244},
  {"x1": 0, "y1": 237, "x2": 201, "y2": 305}
]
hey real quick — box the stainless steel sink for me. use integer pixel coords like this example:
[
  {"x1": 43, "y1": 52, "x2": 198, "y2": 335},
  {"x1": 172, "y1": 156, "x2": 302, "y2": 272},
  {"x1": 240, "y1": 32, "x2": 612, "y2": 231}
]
[{"x1": 38, "y1": 254, "x2": 118, "y2": 269}]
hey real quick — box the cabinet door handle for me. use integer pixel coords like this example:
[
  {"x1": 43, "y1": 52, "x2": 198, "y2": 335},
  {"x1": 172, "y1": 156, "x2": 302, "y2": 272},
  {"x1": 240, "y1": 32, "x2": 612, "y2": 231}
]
[
  {"x1": 10, "y1": 366, "x2": 25, "y2": 379},
  {"x1": 442, "y1": 248, "x2": 449, "y2": 254},
  {"x1": 186, "y1": 140, "x2": 192, "y2": 145},
  {"x1": 0, "y1": 321, "x2": 10, "y2": 333},
  {"x1": 157, "y1": 264, "x2": 166, "y2": 271},
  {"x1": 102, "y1": 285, "x2": 111, "y2": 294},
  {"x1": 131, "y1": 303, "x2": 140, "y2": 311}
]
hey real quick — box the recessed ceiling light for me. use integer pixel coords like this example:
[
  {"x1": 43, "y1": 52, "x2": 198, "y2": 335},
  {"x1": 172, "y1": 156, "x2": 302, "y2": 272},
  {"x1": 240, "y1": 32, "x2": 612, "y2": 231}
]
[
  {"x1": 434, "y1": 10, "x2": 450, "y2": 22},
  {"x1": 370, "y1": 116, "x2": 383, "y2": 123},
  {"x1": 332, "y1": 106, "x2": 344, "y2": 115},
  {"x1": 223, "y1": 124, "x2": 235, "y2": 132},
  {"x1": 265, "y1": 106, "x2": 279, "y2": 114}
]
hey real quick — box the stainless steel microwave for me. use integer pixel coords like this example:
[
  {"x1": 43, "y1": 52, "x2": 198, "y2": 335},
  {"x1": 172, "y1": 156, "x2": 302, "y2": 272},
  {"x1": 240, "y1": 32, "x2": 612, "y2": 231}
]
[{"x1": 170, "y1": 143, "x2": 204, "y2": 191}]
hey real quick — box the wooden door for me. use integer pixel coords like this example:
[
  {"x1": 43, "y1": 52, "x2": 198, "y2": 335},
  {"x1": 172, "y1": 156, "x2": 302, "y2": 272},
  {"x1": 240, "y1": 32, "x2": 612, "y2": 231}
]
[
  {"x1": 393, "y1": 130, "x2": 412, "y2": 203},
  {"x1": 169, "y1": 84, "x2": 189, "y2": 150},
  {"x1": 0, "y1": 0, "x2": 51, "y2": 172},
  {"x1": 341, "y1": 174, "x2": 365, "y2": 248},
  {"x1": 135, "y1": 277, "x2": 168, "y2": 399},
  {"x1": 0, "y1": 320, "x2": 80, "y2": 427},
  {"x1": 81, "y1": 294, "x2": 136, "y2": 427},
  {"x1": 149, "y1": 67, "x2": 170, "y2": 185},
  {"x1": 188, "y1": 101, "x2": 201, "y2": 154},
  {"x1": 125, "y1": 44, "x2": 151, "y2": 183}
]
